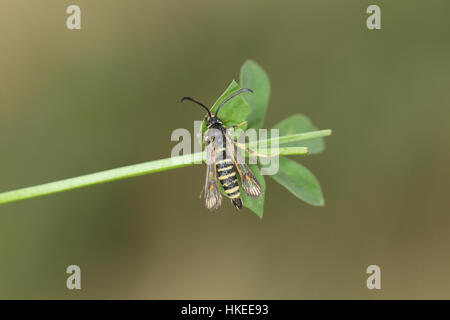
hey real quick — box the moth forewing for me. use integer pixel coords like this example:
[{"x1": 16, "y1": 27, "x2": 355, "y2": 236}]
[
  {"x1": 239, "y1": 162, "x2": 262, "y2": 198},
  {"x1": 224, "y1": 130, "x2": 262, "y2": 198},
  {"x1": 237, "y1": 161, "x2": 262, "y2": 198},
  {"x1": 203, "y1": 139, "x2": 222, "y2": 210}
]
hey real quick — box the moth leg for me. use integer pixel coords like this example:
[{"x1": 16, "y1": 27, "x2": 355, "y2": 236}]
[
  {"x1": 234, "y1": 141, "x2": 279, "y2": 158},
  {"x1": 232, "y1": 121, "x2": 247, "y2": 129},
  {"x1": 227, "y1": 124, "x2": 270, "y2": 157},
  {"x1": 228, "y1": 125, "x2": 276, "y2": 158},
  {"x1": 199, "y1": 185, "x2": 205, "y2": 199}
]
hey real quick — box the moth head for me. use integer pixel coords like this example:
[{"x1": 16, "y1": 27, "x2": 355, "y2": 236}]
[{"x1": 205, "y1": 114, "x2": 222, "y2": 128}]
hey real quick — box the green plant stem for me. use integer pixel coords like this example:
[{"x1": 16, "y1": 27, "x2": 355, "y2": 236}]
[
  {"x1": 249, "y1": 129, "x2": 332, "y2": 147},
  {"x1": 0, "y1": 130, "x2": 331, "y2": 205}
]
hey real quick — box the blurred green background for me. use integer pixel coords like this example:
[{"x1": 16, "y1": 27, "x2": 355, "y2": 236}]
[{"x1": 1, "y1": 0, "x2": 449, "y2": 299}]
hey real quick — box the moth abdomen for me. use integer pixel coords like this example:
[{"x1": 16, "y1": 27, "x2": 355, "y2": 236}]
[
  {"x1": 232, "y1": 198, "x2": 243, "y2": 209},
  {"x1": 215, "y1": 150, "x2": 242, "y2": 209}
]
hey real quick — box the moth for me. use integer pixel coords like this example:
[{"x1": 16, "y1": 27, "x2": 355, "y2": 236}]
[{"x1": 181, "y1": 88, "x2": 262, "y2": 210}]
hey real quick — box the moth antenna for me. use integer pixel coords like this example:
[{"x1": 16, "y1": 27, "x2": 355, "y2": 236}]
[
  {"x1": 180, "y1": 96, "x2": 211, "y2": 116},
  {"x1": 214, "y1": 88, "x2": 254, "y2": 117}
]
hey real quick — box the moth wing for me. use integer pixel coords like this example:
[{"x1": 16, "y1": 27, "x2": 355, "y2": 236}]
[
  {"x1": 204, "y1": 142, "x2": 222, "y2": 210},
  {"x1": 224, "y1": 130, "x2": 262, "y2": 198}
]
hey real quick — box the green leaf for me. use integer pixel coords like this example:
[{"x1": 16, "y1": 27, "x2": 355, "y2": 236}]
[
  {"x1": 272, "y1": 114, "x2": 325, "y2": 154},
  {"x1": 239, "y1": 60, "x2": 271, "y2": 130},
  {"x1": 270, "y1": 157, "x2": 324, "y2": 206},
  {"x1": 201, "y1": 80, "x2": 251, "y2": 134},
  {"x1": 240, "y1": 164, "x2": 266, "y2": 218}
]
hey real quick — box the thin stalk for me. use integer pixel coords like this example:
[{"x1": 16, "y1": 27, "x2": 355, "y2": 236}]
[
  {"x1": 248, "y1": 129, "x2": 332, "y2": 147},
  {"x1": 0, "y1": 130, "x2": 331, "y2": 205}
]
